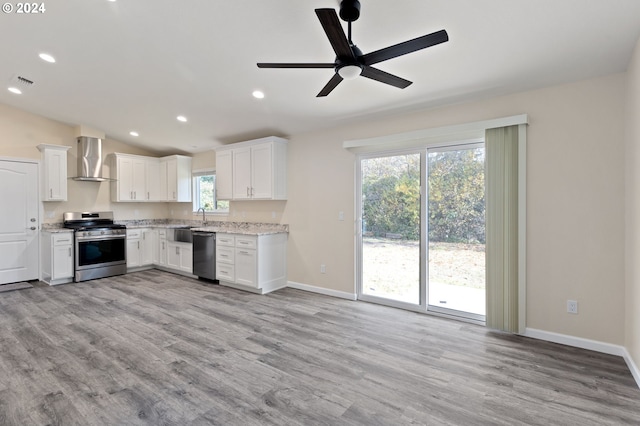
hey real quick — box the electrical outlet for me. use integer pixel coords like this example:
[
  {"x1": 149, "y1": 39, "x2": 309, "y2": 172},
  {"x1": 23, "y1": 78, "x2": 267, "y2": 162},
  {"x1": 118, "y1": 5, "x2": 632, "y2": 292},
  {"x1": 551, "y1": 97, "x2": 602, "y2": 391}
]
[
  {"x1": 567, "y1": 300, "x2": 578, "y2": 314},
  {"x1": 320, "y1": 264, "x2": 326, "y2": 273},
  {"x1": 338, "y1": 211, "x2": 344, "y2": 221}
]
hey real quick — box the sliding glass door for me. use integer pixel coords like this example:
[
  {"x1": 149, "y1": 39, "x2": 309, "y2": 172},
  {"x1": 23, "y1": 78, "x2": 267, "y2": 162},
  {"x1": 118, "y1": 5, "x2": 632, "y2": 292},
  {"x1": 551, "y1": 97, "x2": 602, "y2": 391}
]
[
  {"x1": 427, "y1": 144, "x2": 485, "y2": 320},
  {"x1": 357, "y1": 143, "x2": 486, "y2": 322},
  {"x1": 360, "y1": 152, "x2": 422, "y2": 306}
]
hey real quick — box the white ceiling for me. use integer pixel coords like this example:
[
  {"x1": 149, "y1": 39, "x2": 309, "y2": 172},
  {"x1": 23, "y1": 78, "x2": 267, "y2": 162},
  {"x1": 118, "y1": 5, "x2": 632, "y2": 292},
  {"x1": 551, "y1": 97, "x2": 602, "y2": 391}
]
[{"x1": 1, "y1": 0, "x2": 639, "y2": 154}]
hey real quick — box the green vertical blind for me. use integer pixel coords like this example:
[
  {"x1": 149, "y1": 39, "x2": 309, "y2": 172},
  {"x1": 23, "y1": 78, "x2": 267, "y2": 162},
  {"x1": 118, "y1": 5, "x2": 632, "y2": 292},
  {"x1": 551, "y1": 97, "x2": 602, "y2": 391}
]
[{"x1": 485, "y1": 125, "x2": 519, "y2": 332}]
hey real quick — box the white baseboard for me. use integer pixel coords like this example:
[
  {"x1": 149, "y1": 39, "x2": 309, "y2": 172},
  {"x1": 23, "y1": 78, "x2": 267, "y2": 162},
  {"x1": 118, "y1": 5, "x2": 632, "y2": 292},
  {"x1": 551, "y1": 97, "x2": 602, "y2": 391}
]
[
  {"x1": 287, "y1": 281, "x2": 357, "y2": 301},
  {"x1": 524, "y1": 328, "x2": 640, "y2": 389},
  {"x1": 623, "y1": 348, "x2": 640, "y2": 389}
]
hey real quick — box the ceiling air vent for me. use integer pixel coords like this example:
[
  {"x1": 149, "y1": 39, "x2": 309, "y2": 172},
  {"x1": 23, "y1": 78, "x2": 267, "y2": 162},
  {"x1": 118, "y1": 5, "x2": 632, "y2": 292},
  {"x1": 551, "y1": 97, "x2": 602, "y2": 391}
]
[{"x1": 9, "y1": 74, "x2": 35, "y2": 91}]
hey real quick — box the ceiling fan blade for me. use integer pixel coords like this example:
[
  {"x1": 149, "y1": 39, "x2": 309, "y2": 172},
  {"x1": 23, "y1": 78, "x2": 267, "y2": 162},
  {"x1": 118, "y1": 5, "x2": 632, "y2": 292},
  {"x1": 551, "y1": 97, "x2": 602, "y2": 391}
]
[
  {"x1": 361, "y1": 29, "x2": 448, "y2": 65},
  {"x1": 317, "y1": 73, "x2": 344, "y2": 97},
  {"x1": 315, "y1": 8, "x2": 355, "y2": 59},
  {"x1": 257, "y1": 63, "x2": 335, "y2": 69},
  {"x1": 361, "y1": 66, "x2": 412, "y2": 89}
]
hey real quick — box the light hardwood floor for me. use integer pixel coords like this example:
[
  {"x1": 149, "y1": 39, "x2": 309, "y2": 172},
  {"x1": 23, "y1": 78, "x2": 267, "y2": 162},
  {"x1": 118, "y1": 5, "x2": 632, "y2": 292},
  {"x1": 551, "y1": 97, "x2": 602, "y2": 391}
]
[{"x1": 0, "y1": 269, "x2": 638, "y2": 425}]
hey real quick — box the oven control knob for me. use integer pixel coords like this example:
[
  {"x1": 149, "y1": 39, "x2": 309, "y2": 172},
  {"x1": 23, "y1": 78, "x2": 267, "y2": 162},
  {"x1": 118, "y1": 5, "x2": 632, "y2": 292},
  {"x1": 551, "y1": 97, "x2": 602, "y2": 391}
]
[{"x1": 101, "y1": 231, "x2": 105, "y2": 235}]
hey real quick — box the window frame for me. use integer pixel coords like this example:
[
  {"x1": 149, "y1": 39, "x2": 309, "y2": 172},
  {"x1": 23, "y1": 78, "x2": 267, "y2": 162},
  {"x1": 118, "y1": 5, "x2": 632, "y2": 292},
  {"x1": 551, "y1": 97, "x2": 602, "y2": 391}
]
[{"x1": 192, "y1": 169, "x2": 229, "y2": 215}]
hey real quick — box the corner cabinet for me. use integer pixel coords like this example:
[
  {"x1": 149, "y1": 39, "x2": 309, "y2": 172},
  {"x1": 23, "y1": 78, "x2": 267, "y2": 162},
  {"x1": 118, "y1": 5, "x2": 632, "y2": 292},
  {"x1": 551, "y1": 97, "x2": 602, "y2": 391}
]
[
  {"x1": 110, "y1": 153, "x2": 147, "y2": 202},
  {"x1": 110, "y1": 153, "x2": 192, "y2": 203},
  {"x1": 37, "y1": 144, "x2": 71, "y2": 201},
  {"x1": 214, "y1": 136, "x2": 287, "y2": 201},
  {"x1": 216, "y1": 232, "x2": 287, "y2": 294}
]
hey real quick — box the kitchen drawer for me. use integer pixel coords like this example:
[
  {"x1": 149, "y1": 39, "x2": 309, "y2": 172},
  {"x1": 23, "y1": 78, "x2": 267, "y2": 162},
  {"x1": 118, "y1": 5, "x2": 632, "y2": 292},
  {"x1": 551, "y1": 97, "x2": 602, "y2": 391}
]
[
  {"x1": 235, "y1": 236, "x2": 257, "y2": 249},
  {"x1": 216, "y1": 264, "x2": 235, "y2": 282},
  {"x1": 127, "y1": 229, "x2": 141, "y2": 239},
  {"x1": 217, "y1": 234, "x2": 235, "y2": 247},
  {"x1": 216, "y1": 246, "x2": 235, "y2": 264},
  {"x1": 52, "y1": 234, "x2": 73, "y2": 246}
]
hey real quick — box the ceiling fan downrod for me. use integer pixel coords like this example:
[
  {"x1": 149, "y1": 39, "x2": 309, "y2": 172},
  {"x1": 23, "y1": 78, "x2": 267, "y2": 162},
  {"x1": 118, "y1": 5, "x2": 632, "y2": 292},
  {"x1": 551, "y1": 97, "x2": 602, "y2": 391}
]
[{"x1": 340, "y1": 0, "x2": 360, "y2": 43}]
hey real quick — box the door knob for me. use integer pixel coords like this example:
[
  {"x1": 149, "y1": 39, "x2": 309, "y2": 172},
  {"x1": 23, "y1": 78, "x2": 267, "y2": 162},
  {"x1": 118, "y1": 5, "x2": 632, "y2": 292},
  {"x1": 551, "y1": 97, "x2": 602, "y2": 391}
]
[
  {"x1": 30, "y1": 226, "x2": 36, "y2": 230},
  {"x1": 30, "y1": 218, "x2": 36, "y2": 222}
]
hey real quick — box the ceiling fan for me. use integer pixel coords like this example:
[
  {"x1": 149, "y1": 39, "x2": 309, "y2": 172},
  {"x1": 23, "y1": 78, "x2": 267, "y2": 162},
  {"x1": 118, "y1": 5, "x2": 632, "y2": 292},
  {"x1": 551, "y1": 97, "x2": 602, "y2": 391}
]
[{"x1": 257, "y1": 0, "x2": 449, "y2": 97}]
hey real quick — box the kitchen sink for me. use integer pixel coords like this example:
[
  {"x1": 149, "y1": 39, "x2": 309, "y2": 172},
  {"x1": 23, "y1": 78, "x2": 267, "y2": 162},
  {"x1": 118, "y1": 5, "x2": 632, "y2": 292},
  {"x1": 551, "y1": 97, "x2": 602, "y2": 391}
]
[{"x1": 168, "y1": 227, "x2": 193, "y2": 243}]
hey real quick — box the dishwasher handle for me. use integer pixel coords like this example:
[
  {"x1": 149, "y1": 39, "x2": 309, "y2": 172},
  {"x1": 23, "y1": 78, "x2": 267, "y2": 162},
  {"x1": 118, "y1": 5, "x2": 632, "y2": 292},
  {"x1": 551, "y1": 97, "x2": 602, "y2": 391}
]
[{"x1": 193, "y1": 232, "x2": 216, "y2": 238}]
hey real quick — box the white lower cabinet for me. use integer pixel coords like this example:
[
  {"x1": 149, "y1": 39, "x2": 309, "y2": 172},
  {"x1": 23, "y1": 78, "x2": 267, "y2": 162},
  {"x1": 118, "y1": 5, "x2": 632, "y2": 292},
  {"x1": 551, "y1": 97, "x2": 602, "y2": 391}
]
[
  {"x1": 41, "y1": 231, "x2": 74, "y2": 285},
  {"x1": 156, "y1": 229, "x2": 167, "y2": 266},
  {"x1": 127, "y1": 229, "x2": 154, "y2": 269},
  {"x1": 167, "y1": 241, "x2": 192, "y2": 274},
  {"x1": 216, "y1": 232, "x2": 287, "y2": 294}
]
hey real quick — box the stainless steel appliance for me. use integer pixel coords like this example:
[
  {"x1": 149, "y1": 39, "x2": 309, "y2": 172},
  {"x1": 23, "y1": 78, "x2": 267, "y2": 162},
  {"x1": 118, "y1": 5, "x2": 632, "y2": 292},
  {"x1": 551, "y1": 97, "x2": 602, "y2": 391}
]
[
  {"x1": 63, "y1": 212, "x2": 127, "y2": 282},
  {"x1": 193, "y1": 231, "x2": 216, "y2": 281},
  {"x1": 71, "y1": 137, "x2": 111, "y2": 182}
]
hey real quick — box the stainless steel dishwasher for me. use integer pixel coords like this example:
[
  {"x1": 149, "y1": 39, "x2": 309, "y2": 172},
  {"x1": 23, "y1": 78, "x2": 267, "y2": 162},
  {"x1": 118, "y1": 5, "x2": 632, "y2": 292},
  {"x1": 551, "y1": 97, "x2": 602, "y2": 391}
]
[{"x1": 192, "y1": 231, "x2": 217, "y2": 282}]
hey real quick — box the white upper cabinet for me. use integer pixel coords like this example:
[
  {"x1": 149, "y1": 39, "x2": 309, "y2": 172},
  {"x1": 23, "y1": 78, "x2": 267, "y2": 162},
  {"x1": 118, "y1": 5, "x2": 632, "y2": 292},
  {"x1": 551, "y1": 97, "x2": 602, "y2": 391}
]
[
  {"x1": 232, "y1": 146, "x2": 252, "y2": 200},
  {"x1": 111, "y1": 153, "x2": 147, "y2": 202},
  {"x1": 37, "y1": 144, "x2": 70, "y2": 201},
  {"x1": 110, "y1": 153, "x2": 192, "y2": 203},
  {"x1": 216, "y1": 150, "x2": 233, "y2": 200},
  {"x1": 215, "y1": 136, "x2": 287, "y2": 201},
  {"x1": 163, "y1": 155, "x2": 192, "y2": 202},
  {"x1": 145, "y1": 158, "x2": 163, "y2": 201}
]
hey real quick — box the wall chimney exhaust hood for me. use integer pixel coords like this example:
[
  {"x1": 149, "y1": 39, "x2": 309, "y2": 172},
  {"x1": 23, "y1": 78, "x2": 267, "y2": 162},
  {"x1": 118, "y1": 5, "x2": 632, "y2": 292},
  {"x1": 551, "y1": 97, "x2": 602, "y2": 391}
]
[{"x1": 71, "y1": 136, "x2": 113, "y2": 182}]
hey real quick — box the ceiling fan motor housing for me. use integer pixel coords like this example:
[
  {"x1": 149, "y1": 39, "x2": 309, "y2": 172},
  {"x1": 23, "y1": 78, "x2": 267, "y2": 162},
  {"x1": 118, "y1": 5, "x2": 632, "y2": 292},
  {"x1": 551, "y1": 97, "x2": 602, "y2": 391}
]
[{"x1": 339, "y1": 0, "x2": 361, "y2": 22}]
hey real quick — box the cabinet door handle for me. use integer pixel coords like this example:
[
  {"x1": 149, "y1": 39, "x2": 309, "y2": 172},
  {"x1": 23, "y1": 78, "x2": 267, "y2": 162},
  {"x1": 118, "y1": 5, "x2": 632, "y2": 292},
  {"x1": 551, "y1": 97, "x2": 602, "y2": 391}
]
[
  {"x1": 137, "y1": 241, "x2": 140, "y2": 250},
  {"x1": 50, "y1": 188, "x2": 53, "y2": 198},
  {"x1": 68, "y1": 247, "x2": 72, "y2": 257},
  {"x1": 147, "y1": 192, "x2": 150, "y2": 200},
  {"x1": 162, "y1": 242, "x2": 165, "y2": 249},
  {"x1": 176, "y1": 247, "x2": 179, "y2": 255},
  {"x1": 239, "y1": 250, "x2": 250, "y2": 255},
  {"x1": 247, "y1": 187, "x2": 250, "y2": 196},
  {"x1": 173, "y1": 191, "x2": 176, "y2": 199}
]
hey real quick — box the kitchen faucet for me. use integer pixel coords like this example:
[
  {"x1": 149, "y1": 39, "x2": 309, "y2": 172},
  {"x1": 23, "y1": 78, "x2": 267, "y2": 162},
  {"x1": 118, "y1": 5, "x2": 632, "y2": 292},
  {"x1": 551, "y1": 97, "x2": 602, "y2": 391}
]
[{"x1": 197, "y1": 207, "x2": 206, "y2": 223}]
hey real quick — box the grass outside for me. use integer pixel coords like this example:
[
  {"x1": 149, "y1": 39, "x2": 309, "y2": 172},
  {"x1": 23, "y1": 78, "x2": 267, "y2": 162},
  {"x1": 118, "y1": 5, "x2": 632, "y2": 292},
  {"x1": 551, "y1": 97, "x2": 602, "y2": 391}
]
[{"x1": 362, "y1": 237, "x2": 485, "y2": 305}]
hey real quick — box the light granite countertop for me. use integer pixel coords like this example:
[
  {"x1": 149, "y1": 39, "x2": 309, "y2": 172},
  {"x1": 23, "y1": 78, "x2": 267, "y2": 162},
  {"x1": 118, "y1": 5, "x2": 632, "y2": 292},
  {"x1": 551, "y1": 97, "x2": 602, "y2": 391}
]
[
  {"x1": 42, "y1": 220, "x2": 288, "y2": 236},
  {"x1": 119, "y1": 220, "x2": 288, "y2": 236},
  {"x1": 40, "y1": 226, "x2": 74, "y2": 234}
]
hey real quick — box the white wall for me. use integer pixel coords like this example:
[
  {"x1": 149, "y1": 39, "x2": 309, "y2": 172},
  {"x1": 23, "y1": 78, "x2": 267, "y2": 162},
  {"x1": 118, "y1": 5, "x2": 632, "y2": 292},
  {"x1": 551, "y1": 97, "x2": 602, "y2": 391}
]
[
  {"x1": 625, "y1": 37, "x2": 640, "y2": 375},
  {"x1": 277, "y1": 73, "x2": 627, "y2": 345},
  {"x1": 0, "y1": 103, "x2": 171, "y2": 222}
]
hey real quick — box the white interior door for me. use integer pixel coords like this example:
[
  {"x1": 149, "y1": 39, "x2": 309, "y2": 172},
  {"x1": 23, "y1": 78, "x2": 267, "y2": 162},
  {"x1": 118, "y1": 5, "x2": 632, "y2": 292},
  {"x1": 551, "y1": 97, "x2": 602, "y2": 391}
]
[{"x1": 0, "y1": 160, "x2": 39, "y2": 284}]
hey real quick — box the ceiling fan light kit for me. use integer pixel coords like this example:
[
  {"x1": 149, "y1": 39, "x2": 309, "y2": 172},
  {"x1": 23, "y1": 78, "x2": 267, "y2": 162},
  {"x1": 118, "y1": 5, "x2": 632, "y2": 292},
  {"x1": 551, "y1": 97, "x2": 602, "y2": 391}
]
[
  {"x1": 338, "y1": 64, "x2": 362, "y2": 80},
  {"x1": 257, "y1": 0, "x2": 448, "y2": 97}
]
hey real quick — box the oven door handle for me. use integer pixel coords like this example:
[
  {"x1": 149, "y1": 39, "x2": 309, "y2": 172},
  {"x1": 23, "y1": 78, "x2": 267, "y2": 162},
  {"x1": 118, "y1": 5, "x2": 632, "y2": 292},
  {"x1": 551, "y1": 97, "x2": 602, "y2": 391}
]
[{"x1": 76, "y1": 235, "x2": 126, "y2": 242}]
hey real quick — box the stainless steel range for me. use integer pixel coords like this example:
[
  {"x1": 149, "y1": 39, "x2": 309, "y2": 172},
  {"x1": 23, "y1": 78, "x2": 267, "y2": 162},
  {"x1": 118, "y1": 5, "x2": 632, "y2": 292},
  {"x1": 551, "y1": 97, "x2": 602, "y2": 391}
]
[{"x1": 63, "y1": 212, "x2": 127, "y2": 282}]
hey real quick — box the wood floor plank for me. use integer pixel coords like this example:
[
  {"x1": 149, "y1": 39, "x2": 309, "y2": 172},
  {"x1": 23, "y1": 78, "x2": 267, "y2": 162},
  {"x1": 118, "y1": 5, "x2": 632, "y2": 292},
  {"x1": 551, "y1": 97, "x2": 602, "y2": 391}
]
[{"x1": 0, "y1": 270, "x2": 638, "y2": 425}]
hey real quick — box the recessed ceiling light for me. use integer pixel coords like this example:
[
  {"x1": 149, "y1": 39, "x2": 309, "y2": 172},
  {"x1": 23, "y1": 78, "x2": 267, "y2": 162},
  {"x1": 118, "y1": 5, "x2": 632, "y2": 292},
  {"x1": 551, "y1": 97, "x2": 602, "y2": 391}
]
[
  {"x1": 129, "y1": 131, "x2": 139, "y2": 137},
  {"x1": 176, "y1": 115, "x2": 187, "y2": 122},
  {"x1": 252, "y1": 90, "x2": 265, "y2": 99},
  {"x1": 8, "y1": 87, "x2": 22, "y2": 95},
  {"x1": 38, "y1": 53, "x2": 56, "y2": 63}
]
